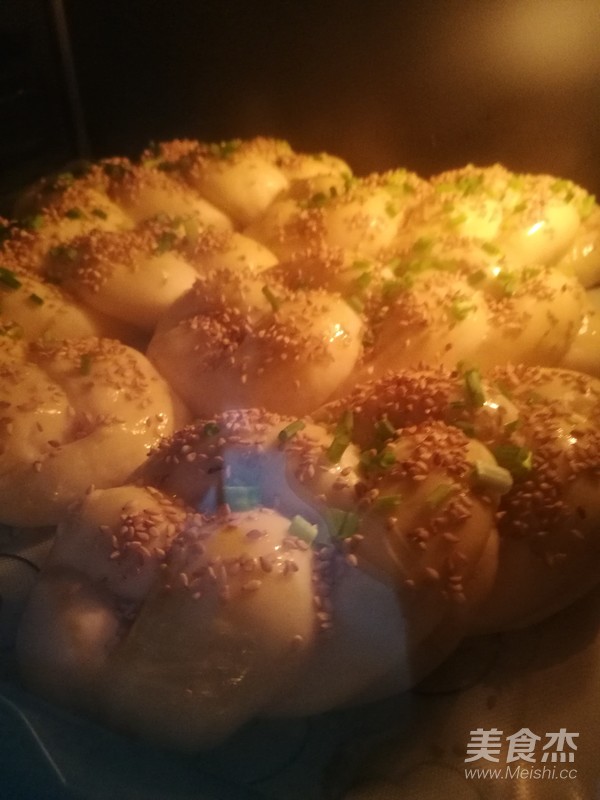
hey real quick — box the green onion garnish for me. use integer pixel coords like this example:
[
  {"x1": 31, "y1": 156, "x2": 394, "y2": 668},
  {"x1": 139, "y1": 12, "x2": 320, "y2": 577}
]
[
  {"x1": 300, "y1": 191, "x2": 328, "y2": 209},
  {"x1": 491, "y1": 443, "x2": 533, "y2": 478},
  {"x1": 262, "y1": 285, "x2": 281, "y2": 312},
  {"x1": 23, "y1": 215, "x2": 44, "y2": 231},
  {"x1": 580, "y1": 193, "x2": 596, "y2": 220},
  {"x1": 92, "y1": 208, "x2": 108, "y2": 220},
  {"x1": 425, "y1": 483, "x2": 457, "y2": 510},
  {"x1": 375, "y1": 418, "x2": 396, "y2": 442},
  {"x1": 203, "y1": 421, "x2": 220, "y2": 437},
  {"x1": 503, "y1": 419, "x2": 521, "y2": 435},
  {"x1": 0, "y1": 267, "x2": 22, "y2": 290},
  {"x1": 289, "y1": 515, "x2": 318, "y2": 544},
  {"x1": 453, "y1": 420, "x2": 476, "y2": 438},
  {"x1": 472, "y1": 461, "x2": 513, "y2": 494},
  {"x1": 413, "y1": 236, "x2": 433, "y2": 252},
  {"x1": 481, "y1": 241, "x2": 501, "y2": 255},
  {"x1": 360, "y1": 446, "x2": 396, "y2": 471},
  {"x1": 346, "y1": 295, "x2": 364, "y2": 313},
  {"x1": 354, "y1": 271, "x2": 372, "y2": 291},
  {"x1": 65, "y1": 207, "x2": 83, "y2": 220},
  {"x1": 326, "y1": 507, "x2": 359, "y2": 539},
  {"x1": 467, "y1": 269, "x2": 486, "y2": 286},
  {"x1": 449, "y1": 212, "x2": 468, "y2": 228},
  {"x1": 224, "y1": 485, "x2": 261, "y2": 511},
  {"x1": 278, "y1": 419, "x2": 306, "y2": 443},
  {"x1": 385, "y1": 201, "x2": 398, "y2": 218},
  {"x1": 372, "y1": 494, "x2": 403, "y2": 510},
  {"x1": 326, "y1": 410, "x2": 353, "y2": 463},
  {"x1": 28, "y1": 293, "x2": 44, "y2": 306},
  {"x1": 155, "y1": 231, "x2": 177, "y2": 254},
  {"x1": 496, "y1": 270, "x2": 518, "y2": 297},
  {"x1": 464, "y1": 367, "x2": 485, "y2": 407},
  {"x1": 103, "y1": 162, "x2": 128, "y2": 180},
  {"x1": 448, "y1": 298, "x2": 477, "y2": 322},
  {"x1": 210, "y1": 139, "x2": 240, "y2": 159},
  {"x1": 49, "y1": 244, "x2": 79, "y2": 262},
  {"x1": 79, "y1": 353, "x2": 93, "y2": 375}
]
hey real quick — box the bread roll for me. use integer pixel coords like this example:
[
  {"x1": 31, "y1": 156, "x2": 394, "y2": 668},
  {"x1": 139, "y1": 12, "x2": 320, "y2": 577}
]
[{"x1": 0, "y1": 336, "x2": 189, "y2": 526}]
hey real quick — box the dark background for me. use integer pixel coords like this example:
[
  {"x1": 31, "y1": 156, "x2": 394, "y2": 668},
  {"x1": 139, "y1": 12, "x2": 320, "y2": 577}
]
[{"x1": 2, "y1": 0, "x2": 600, "y2": 212}]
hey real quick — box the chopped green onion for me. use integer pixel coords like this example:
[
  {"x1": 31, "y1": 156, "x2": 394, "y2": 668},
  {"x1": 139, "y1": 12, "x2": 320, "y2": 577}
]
[
  {"x1": 521, "y1": 266, "x2": 541, "y2": 282},
  {"x1": 65, "y1": 207, "x2": 83, "y2": 220},
  {"x1": 580, "y1": 193, "x2": 596, "y2": 220},
  {"x1": 425, "y1": 483, "x2": 457, "y2": 510},
  {"x1": 353, "y1": 271, "x2": 372, "y2": 291},
  {"x1": 28, "y1": 293, "x2": 44, "y2": 306},
  {"x1": 209, "y1": 139, "x2": 241, "y2": 159},
  {"x1": 385, "y1": 200, "x2": 399, "y2": 218},
  {"x1": 326, "y1": 507, "x2": 359, "y2": 539},
  {"x1": 512, "y1": 200, "x2": 528, "y2": 214},
  {"x1": 448, "y1": 298, "x2": 477, "y2": 322},
  {"x1": 413, "y1": 236, "x2": 433, "y2": 252},
  {"x1": 351, "y1": 258, "x2": 371, "y2": 272},
  {"x1": 378, "y1": 447, "x2": 397, "y2": 469},
  {"x1": 262, "y1": 285, "x2": 281, "y2": 312},
  {"x1": 289, "y1": 514, "x2": 318, "y2": 544},
  {"x1": 550, "y1": 178, "x2": 572, "y2": 195},
  {"x1": 56, "y1": 171, "x2": 75, "y2": 185},
  {"x1": 224, "y1": 485, "x2": 261, "y2": 511},
  {"x1": 346, "y1": 295, "x2": 364, "y2": 313},
  {"x1": 467, "y1": 269, "x2": 486, "y2": 286},
  {"x1": 0, "y1": 267, "x2": 22, "y2": 290},
  {"x1": 472, "y1": 460, "x2": 513, "y2": 494},
  {"x1": 203, "y1": 421, "x2": 220, "y2": 437},
  {"x1": 49, "y1": 244, "x2": 79, "y2": 262},
  {"x1": 278, "y1": 419, "x2": 306, "y2": 443},
  {"x1": 464, "y1": 367, "x2": 485, "y2": 407},
  {"x1": 496, "y1": 270, "x2": 519, "y2": 297},
  {"x1": 342, "y1": 171, "x2": 356, "y2": 190},
  {"x1": 92, "y1": 207, "x2": 108, "y2": 220},
  {"x1": 79, "y1": 353, "x2": 93, "y2": 375},
  {"x1": 359, "y1": 445, "x2": 396, "y2": 471},
  {"x1": 503, "y1": 418, "x2": 521, "y2": 435},
  {"x1": 491, "y1": 443, "x2": 533, "y2": 478},
  {"x1": 455, "y1": 173, "x2": 484, "y2": 195},
  {"x1": 372, "y1": 494, "x2": 403, "y2": 510},
  {"x1": 103, "y1": 162, "x2": 128, "y2": 180},
  {"x1": 449, "y1": 212, "x2": 467, "y2": 228},
  {"x1": 481, "y1": 241, "x2": 501, "y2": 255},
  {"x1": 300, "y1": 191, "x2": 329, "y2": 209},
  {"x1": 23, "y1": 215, "x2": 44, "y2": 231},
  {"x1": 453, "y1": 420, "x2": 476, "y2": 438},
  {"x1": 507, "y1": 174, "x2": 525, "y2": 191},
  {"x1": 326, "y1": 409, "x2": 353, "y2": 463},
  {"x1": 375, "y1": 418, "x2": 396, "y2": 442},
  {"x1": 155, "y1": 230, "x2": 178, "y2": 254}
]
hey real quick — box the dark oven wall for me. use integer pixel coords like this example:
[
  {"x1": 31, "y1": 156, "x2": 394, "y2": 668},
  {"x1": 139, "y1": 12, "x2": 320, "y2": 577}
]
[
  {"x1": 0, "y1": 0, "x2": 87, "y2": 214},
  {"x1": 3, "y1": 0, "x2": 600, "y2": 207}
]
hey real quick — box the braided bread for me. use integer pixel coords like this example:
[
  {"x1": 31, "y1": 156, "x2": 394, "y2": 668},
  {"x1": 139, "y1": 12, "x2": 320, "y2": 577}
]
[{"x1": 2, "y1": 137, "x2": 599, "y2": 751}]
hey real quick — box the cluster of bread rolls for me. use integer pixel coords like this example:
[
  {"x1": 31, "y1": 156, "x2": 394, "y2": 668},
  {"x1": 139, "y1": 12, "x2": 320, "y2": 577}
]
[{"x1": 2, "y1": 137, "x2": 599, "y2": 750}]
